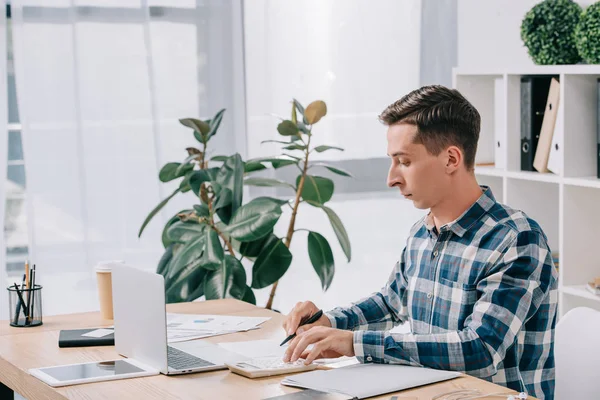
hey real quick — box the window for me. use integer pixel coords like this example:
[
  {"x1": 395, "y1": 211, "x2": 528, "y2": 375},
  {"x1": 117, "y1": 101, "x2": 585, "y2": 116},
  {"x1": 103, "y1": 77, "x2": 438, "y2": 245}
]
[{"x1": 4, "y1": 3, "x2": 29, "y2": 277}]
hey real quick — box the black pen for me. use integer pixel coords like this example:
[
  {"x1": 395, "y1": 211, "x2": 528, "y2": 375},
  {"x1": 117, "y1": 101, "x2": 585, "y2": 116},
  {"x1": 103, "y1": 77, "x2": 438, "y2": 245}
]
[
  {"x1": 280, "y1": 309, "x2": 323, "y2": 346},
  {"x1": 12, "y1": 283, "x2": 29, "y2": 325},
  {"x1": 13, "y1": 274, "x2": 26, "y2": 325},
  {"x1": 29, "y1": 265, "x2": 37, "y2": 325}
]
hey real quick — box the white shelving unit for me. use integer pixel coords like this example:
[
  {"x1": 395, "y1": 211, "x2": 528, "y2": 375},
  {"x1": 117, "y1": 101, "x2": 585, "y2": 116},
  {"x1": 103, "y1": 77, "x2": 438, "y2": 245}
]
[{"x1": 453, "y1": 65, "x2": 600, "y2": 318}]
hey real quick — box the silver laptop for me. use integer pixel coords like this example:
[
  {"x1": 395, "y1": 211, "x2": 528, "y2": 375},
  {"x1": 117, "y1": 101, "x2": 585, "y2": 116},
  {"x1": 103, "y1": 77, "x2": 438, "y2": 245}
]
[{"x1": 112, "y1": 264, "x2": 248, "y2": 375}]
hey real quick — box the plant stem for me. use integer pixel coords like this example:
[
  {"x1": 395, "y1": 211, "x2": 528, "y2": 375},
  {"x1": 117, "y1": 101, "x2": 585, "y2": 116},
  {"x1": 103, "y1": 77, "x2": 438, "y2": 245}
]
[
  {"x1": 201, "y1": 141, "x2": 207, "y2": 169},
  {"x1": 266, "y1": 133, "x2": 311, "y2": 310}
]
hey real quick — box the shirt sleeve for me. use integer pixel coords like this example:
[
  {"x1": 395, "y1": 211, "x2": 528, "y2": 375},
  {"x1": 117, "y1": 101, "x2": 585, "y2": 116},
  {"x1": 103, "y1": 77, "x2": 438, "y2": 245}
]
[
  {"x1": 352, "y1": 230, "x2": 558, "y2": 378},
  {"x1": 325, "y1": 248, "x2": 409, "y2": 331}
]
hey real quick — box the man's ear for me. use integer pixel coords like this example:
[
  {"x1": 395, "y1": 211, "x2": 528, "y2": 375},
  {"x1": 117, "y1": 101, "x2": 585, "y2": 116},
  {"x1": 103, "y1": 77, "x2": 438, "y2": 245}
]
[{"x1": 445, "y1": 146, "x2": 463, "y2": 173}]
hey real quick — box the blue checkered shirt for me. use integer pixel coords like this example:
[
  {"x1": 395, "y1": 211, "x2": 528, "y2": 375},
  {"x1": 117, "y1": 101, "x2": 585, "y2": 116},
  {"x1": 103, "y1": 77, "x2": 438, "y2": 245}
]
[{"x1": 326, "y1": 187, "x2": 558, "y2": 400}]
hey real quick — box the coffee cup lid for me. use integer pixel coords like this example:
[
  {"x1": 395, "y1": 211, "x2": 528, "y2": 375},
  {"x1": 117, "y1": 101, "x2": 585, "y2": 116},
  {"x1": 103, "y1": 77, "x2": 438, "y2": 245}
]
[{"x1": 95, "y1": 260, "x2": 125, "y2": 272}]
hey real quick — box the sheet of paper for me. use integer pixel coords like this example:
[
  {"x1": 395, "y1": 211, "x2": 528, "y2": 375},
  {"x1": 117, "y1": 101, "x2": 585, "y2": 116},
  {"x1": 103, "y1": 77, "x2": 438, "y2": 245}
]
[
  {"x1": 217, "y1": 339, "x2": 287, "y2": 358},
  {"x1": 81, "y1": 328, "x2": 114, "y2": 338},
  {"x1": 165, "y1": 313, "x2": 269, "y2": 343}
]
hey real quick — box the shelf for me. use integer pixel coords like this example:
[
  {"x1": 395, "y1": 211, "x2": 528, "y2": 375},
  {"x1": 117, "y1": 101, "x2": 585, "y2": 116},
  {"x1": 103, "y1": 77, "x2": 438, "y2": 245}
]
[
  {"x1": 564, "y1": 176, "x2": 600, "y2": 189},
  {"x1": 560, "y1": 285, "x2": 600, "y2": 303},
  {"x1": 505, "y1": 170, "x2": 560, "y2": 183},
  {"x1": 454, "y1": 65, "x2": 600, "y2": 76},
  {"x1": 474, "y1": 166, "x2": 505, "y2": 177}
]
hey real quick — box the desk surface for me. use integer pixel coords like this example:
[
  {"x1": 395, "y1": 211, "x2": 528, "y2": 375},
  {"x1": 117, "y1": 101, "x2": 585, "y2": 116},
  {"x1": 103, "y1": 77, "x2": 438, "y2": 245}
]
[{"x1": 0, "y1": 299, "x2": 527, "y2": 400}]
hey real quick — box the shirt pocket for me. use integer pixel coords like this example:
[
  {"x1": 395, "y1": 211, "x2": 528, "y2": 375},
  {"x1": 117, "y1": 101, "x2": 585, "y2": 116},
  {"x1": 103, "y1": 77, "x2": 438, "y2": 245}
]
[{"x1": 434, "y1": 277, "x2": 479, "y2": 331}]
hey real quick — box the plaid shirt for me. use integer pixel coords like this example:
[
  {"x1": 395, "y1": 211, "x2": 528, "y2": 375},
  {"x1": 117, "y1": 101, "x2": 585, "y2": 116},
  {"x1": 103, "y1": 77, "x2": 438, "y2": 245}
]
[{"x1": 326, "y1": 187, "x2": 558, "y2": 400}]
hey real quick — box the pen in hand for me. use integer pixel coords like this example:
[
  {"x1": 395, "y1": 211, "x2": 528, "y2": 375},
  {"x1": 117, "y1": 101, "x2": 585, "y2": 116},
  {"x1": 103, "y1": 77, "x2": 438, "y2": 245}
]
[{"x1": 280, "y1": 309, "x2": 323, "y2": 346}]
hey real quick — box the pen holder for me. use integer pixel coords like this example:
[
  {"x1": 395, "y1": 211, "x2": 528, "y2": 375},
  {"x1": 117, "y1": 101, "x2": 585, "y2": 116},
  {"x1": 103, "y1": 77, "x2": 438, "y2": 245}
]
[{"x1": 7, "y1": 284, "x2": 43, "y2": 327}]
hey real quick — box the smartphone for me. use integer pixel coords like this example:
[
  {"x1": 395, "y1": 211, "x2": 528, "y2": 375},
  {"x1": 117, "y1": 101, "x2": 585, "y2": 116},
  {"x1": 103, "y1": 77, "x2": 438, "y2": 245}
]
[{"x1": 29, "y1": 359, "x2": 158, "y2": 387}]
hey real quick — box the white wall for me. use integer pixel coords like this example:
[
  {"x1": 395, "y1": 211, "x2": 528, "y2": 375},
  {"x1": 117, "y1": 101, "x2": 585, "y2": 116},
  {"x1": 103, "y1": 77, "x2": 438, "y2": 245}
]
[{"x1": 458, "y1": 0, "x2": 595, "y2": 70}]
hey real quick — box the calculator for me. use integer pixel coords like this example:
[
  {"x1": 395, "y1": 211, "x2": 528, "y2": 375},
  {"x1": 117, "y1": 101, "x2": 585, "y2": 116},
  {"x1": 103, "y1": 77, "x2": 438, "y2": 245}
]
[{"x1": 226, "y1": 356, "x2": 319, "y2": 378}]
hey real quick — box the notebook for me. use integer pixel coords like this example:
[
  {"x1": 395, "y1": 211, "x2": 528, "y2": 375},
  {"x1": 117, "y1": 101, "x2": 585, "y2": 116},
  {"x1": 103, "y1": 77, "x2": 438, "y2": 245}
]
[
  {"x1": 58, "y1": 328, "x2": 115, "y2": 348},
  {"x1": 281, "y1": 364, "x2": 461, "y2": 399}
]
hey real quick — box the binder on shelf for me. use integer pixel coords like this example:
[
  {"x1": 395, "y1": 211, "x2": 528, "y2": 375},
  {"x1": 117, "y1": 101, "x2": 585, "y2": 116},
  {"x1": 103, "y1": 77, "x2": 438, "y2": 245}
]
[
  {"x1": 534, "y1": 78, "x2": 560, "y2": 173},
  {"x1": 520, "y1": 76, "x2": 553, "y2": 171},
  {"x1": 494, "y1": 77, "x2": 506, "y2": 170},
  {"x1": 597, "y1": 78, "x2": 600, "y2": 179},
  {"x1": 547, "y1": 100, "x2": 563, "y2": 175}
]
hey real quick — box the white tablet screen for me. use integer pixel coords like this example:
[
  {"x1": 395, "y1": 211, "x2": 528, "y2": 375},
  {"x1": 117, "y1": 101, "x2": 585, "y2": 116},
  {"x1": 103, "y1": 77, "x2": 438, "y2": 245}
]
[{"x1": 40, "y1": 360, "x2": 144, "y2": 382}]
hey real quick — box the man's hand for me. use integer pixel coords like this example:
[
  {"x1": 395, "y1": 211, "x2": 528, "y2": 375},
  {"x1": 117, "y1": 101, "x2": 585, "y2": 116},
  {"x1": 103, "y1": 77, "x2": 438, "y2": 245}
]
[
  {"x1": 283, "y1": 326, "x2": 355, "y2": 365},
  {"x1": 282, "y1": 301, "x2": 331, "y2": 336}
]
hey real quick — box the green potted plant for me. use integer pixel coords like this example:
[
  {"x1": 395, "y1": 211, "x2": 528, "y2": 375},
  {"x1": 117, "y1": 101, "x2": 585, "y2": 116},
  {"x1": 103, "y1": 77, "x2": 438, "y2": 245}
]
[
  {"x1": 521, "y1": 0, "x2": 582, "y2": 65},
  {"x1": 575, "y1": 2, "x2": 600, "y2": 64},
  {"x1": 139, "y1": 100, "x2": 352, "y2": 309}
]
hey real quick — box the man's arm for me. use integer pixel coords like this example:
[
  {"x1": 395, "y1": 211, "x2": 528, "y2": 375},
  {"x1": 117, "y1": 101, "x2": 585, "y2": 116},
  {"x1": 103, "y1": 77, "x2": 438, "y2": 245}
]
[
  {"x1": 353, "y1": 230, "x2": 558, "y2": 377},
  {"x1": 326, "y1": 248, "x2": 410, "y2": 331}
]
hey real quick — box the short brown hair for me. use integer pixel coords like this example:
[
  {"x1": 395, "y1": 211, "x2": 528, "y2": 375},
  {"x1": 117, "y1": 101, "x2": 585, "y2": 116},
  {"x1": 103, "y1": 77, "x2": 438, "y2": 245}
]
[{"x1": 379, "y1": 85, "x2": 481, "y2": 170}]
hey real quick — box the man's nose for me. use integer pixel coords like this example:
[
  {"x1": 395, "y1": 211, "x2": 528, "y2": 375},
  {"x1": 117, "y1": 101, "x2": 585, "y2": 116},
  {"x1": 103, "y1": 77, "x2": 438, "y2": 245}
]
[{"x1": 387, "y1": 167, "x2": 403, "y2": 188}]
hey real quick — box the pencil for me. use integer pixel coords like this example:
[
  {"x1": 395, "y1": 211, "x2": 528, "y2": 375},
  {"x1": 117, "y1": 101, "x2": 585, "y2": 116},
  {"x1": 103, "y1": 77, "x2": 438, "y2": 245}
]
[{"x1": 25, "y1": 260, "x2": 30, "y2": 289}]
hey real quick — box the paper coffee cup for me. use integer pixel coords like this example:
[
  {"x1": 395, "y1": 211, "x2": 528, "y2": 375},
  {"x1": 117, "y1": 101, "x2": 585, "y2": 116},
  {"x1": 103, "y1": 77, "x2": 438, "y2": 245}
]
[{"x1": 95, "y1": 260, "x2": 124, "y2": 320}]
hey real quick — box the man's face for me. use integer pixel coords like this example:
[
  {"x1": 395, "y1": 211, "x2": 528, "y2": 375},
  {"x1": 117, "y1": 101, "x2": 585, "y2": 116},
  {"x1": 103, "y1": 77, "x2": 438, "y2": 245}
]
[{"x1": 386, "y1": 123, "x2": 450, "y2": 210}]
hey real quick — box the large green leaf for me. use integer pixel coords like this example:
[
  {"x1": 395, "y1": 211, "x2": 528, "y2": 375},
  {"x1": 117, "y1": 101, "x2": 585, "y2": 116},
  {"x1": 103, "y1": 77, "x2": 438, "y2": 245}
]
[
  {"x1": 162, "y1": 211, "x2": 189, "y2": 248},
  {"x1": 311, "y1": 162, "x2": 353, "y2": 177},
  {"x1": 194, "y1": 204, "x2": 210, "y2": 218},
  {"x1": 241, "y1": 285, "x2": 256, "y2": 305},
  {"x1": 251, "y1": 236, "x2": 293, "y2": 289},
  {"x1": 304, "y1": 101, "x2": 327, "y2": 124},
  {"x1": 201, "y1": 228, "x2": 225, "y2": 270},
  {"x1": 166, "y1": 221, "x2": 206, "y2": 244},
  {"x1": 307, "y1": 231, "x2": 335, "y2": 291},
  {"x1": 244, "y1": 177, "x2": 295, "y2": 190},
  {"x1": 239, "y1": 232, "x2": 274, "y2": 258},
  {"x1": 159, "y1": 162, "x2": 193, "y2": 183},
  {"x1": 204, "y1": 255, "x2": 247, "y2": 300},
  {"x1": 190, "y1": 168, "x2": 219, "y2": 196},
  {"x1": 314, "y1": 145, "x2": 344, "y2": 153},
  {"x1": 139, "y1": 188, "x2": 181, "y2": 238},
  {"x1": 215, "y1": 154, "x2": 244, "y2": 224},
  {"x1": 157, "y1": 244, "x2": 175, "y2": 276},
  {"x1": 283, "y1": 144, "x2": 307, "y2": 151},
  {"x1": 214, "y1": 187, "x2": 232, "y2": 212},
  {"x1": 207, "y1": 109, "x2": 226, "y2": 139},
  {"x1": 246, "y1": 157, "x2": 298, "y2": 170},
  {"x1": 225, "y1": 197, "x2": 283, "y2": 242},
  {"x1": 244, "y1": 161, "x2": 267, "y2": 173},
  {"x1": 278, "y1": 120, "x2": 299, "y2": 136},
  {"x1": 297, "y1": 175, "x2": 334, "y2": 204},
  {"x1": 320, "y1": 205, "x2": 351, "y2": 262},
  {"x1": 165, "y1": 262, "x2": 208, "y2": 303},
  {"x1": 166, "y1": 233, "x2": 206, "y2": 281}
]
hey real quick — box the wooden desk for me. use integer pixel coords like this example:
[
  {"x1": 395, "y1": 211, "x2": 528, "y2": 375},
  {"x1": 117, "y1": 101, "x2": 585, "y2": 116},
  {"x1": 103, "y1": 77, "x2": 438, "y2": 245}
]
[{"x1": 0, "y1": 299, "x2": 526, "y2": 400}]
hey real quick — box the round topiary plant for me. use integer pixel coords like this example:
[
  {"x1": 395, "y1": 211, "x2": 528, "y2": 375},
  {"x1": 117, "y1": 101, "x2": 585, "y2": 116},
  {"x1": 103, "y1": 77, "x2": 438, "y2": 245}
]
[
  {"x1": 521, "y1": 0, "x2": 583, "y2": 65},
  {"x1": 575, "y1": 2, "x2": 600, "y2": 64}
]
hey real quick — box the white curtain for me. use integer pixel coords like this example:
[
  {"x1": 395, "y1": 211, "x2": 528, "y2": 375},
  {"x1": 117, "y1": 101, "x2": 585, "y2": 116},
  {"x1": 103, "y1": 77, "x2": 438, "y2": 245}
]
[
  {"x1": 10, "y1": 0, "x2": 246, "y2": 315},
  {"x1": 0, "y1": 0, "x2": 8, "y2": 320},
  {"x1": 244, "y1": 0, "x2": 422, "y2": 162},
  {"x1": 242, "y1": 0, "x2": 424, "y2": 311}
]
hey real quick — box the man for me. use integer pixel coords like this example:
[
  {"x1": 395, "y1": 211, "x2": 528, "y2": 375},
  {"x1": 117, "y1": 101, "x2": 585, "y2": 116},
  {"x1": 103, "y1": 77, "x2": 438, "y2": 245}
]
[{"x1": 282, "y1": 85, "x2": 558, "y2": 400}]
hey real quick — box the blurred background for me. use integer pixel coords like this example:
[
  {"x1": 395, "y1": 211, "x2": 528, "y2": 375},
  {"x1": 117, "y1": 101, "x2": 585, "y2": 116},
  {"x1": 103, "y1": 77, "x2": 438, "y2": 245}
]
[{"x1": 0, "y1": 0, "x2": 596, "y2": 319}]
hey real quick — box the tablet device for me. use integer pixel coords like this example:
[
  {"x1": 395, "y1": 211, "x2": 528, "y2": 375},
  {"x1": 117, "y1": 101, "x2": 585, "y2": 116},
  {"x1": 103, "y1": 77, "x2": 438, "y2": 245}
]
[{"x1": 29, "y1": 359, "x2": 158, "y2": 387}]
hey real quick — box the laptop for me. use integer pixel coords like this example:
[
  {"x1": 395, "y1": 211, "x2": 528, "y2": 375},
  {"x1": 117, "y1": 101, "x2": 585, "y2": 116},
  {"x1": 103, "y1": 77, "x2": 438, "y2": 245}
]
[{"x1": 112, "y1": 264, "x2": 249, "y2": 375}]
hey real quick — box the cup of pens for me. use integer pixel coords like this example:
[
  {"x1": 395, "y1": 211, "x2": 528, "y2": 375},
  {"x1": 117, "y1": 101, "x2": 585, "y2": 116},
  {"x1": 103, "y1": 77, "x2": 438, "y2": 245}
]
[{"x1": 7, "y1": 263, "x2": 42, "y2": 327}]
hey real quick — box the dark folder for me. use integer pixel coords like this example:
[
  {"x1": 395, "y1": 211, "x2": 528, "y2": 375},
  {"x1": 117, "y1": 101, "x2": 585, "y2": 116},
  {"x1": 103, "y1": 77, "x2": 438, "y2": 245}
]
[
  {"x1": 521, "y1": 76, "x2": 554, "y2": 171},
  {"x1": 58, "y1": 328, "x2": 115, "y2": 348},
  {"x1": 597, "y1": 78, "x2": 600, "y2": 179}
]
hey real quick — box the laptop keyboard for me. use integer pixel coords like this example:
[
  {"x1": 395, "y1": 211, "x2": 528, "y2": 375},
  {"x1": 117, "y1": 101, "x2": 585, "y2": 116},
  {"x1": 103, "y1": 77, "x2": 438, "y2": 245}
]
[{"x1": 167, "y1": 346, "x2": 215, "y2": 370}]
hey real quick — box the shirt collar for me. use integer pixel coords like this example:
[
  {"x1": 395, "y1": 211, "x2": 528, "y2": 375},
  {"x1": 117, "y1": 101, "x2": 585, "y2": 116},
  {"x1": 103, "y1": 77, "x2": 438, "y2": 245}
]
[{"x1": 424, "y1": 186, "x2": 496, "y2": 238}]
